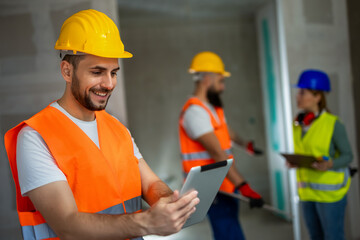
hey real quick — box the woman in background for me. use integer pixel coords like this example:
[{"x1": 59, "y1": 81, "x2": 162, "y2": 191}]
[{"x1": 290, "y1": 69, "x2": 353, "y2": 240}]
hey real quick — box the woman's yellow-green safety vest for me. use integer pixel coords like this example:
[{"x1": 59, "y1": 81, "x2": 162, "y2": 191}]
[{"x1": 293, "y1": 112, "x2": 351, "y2": 203}]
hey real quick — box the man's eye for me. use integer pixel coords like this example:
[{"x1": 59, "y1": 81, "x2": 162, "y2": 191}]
[
  {"x1": 111, "y1": 72, "x2": 118, "y2": 77},
  {"x1": 92, "y1": 71, "x2": 101, "y2": 75}
]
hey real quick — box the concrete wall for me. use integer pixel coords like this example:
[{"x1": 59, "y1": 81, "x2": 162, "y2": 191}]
[
  {"x1": 0, "y1": 1, "x2": 124, "y2": 239},
  {"x1": 280, "y1": 0, "x2": 360, "y2": 238},
  {"x1": 119, "y1": 10, "x2": 269, "y2": 198}
]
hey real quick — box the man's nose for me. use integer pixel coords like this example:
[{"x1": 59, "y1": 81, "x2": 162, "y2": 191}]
[{"x1": 101, "y1": 74, "x2": 115, "y2": 89}]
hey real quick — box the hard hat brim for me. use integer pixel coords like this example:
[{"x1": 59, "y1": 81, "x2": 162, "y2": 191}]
[
  {"x1": 54, "y1": 46, "x2": 133, "y2": 59},
  {"x1": 188, "y1": 69, "x2": 231, "y2": 77},
  {"x1": 293, "y1": 83, "x2": 330, "y2": 92},
  {"x1": 223, "y1": 71, "x2": 231, "y2": 77},
  {"x1": 117, "y1": 51, "x2": 133, "y2": 58}
]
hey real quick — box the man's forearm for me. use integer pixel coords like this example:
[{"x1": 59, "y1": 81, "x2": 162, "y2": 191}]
[
  {"x1": 58, "y1": 211, "x2": 149, "y2": 240},
  {"x1": 30, "y1": 185, "x2": 198, "y2": 240},
  {"x1": 196, "y1": 132, "x2": 245, "y2": 186},
  {"x1": 200, "y1": 139, "x2": 245, "y2": 186},
  {"x1": 228, "y1": 128, "x2": 246, "y2": 147},
  {"x1": 209, "y1": 149, "x2": 245, "y2": 186},
  {"x1": 28, "y1": 181, "x2": 154, "y2": 240}
]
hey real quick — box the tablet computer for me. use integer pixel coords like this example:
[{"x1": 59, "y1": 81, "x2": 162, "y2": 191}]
[
  {"x1": 180, "y1": 158, "x2": 233, "y2": 228},
  {"x1": 281, "y1": 153, "x2": 316, "y2": 168}
]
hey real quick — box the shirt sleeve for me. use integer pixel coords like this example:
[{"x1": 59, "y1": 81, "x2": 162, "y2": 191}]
[
  {"x1": 126, "y1": 129, "x2": 143, "y2": 160},
  {"x1": 330, "y1": 120, "x2": 353, "y2": 169},
  {"x1": 16, "y1": 126, "x2": 67, "y2": 196},
  {"x1": 182, "y1": 105, "x2": 214, "y2": 140}
]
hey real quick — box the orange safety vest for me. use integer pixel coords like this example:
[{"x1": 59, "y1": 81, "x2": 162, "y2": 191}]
[
  {"x1": 179, "y1": 97, "x2": 235, "y2": 193},
  {"x1": 4, "y1": 106, "x2": 143, "y2": 240}
]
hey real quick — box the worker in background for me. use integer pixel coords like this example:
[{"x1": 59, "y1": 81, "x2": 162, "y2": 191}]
[
  {"x1": 289, "y1": 69, "x2": 353, "y2": 240},
  {"x1": 4, "y1": 9, "x2": 199, "y2": 240},
  {"x1": 179, "y1": 51, "x2": 264, "y2": 240}
]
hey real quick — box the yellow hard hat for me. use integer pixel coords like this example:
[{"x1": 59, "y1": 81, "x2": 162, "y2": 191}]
[
  {"x1": 188, "y1": 51, "x2": 230, "y2": 77},
  {"x1": 54, "y1": 9, "x2": 132, "y2": 58}
]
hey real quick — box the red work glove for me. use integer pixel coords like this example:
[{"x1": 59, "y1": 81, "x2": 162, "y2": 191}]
[
  {"x1": 246, "y1": 141, "x2": 263, "y2": 156},
  {"x1": 238, "y1": 181, "x2": 264, "y2": 208}
]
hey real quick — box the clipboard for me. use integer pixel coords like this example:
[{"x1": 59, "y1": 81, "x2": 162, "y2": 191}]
[
  {"x1": 281, "y1": 153, "x2": 317, "y2": 168},
  {"x1": 180, "y1": 159, "x2": 233, "y2": 228}
]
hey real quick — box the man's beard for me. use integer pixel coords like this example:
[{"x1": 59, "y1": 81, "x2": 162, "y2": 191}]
[
  {"x1": 71, "y1": 74, "x2": 112, "y2": 111},
  {"x1": 207, "y1": 88, "x2": 223, "y2": 108}
]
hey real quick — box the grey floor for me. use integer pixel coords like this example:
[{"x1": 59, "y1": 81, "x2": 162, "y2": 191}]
[{"x1": 145, "y1": 202, "x2": 294, "y2": 240}]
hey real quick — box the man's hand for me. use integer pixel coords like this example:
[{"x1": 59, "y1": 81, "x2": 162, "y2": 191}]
[
  {"x1": 142, "y1": 190, "x2": 200, "y2": 236},
  {"x1": 246, "y1": 141, "x2": 263, "y2": 156},
  {"x1": 238, "y1": 182, "x2": 264, "y2": 208}
]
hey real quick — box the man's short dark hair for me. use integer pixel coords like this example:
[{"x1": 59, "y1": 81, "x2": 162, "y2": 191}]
[{"x1": 62, "y1": 54, "x2": 86, "y2": 71}]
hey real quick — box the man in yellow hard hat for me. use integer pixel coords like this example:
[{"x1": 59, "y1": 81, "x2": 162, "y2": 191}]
[
  {"x1": 4, "y1": 9, "x2": 199, "y2": 240},
  {"x1": 179, "y1": 51, "x2": 264, "y2": 240}
]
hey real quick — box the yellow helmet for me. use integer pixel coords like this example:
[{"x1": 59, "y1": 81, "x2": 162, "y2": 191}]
[
  {"x1": 54, "y1": 9, "x2": 132, "y2": 58},
  {"x1": 188, "y1": 51, "x2": 230, "y2": 77}
]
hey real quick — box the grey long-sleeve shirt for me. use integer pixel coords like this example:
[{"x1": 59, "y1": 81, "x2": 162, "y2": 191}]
[
  {"x1": 328, "y1": 120, "x2": 353, "y2": 169},
  {"x1": 302, "y1": 120, "x2": 353, "y2": 169}
]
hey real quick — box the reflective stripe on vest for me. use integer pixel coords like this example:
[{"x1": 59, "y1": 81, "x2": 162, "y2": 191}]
[
  {"x1": 124, "y1": 196, "x2": 142, "y2": 213},
  {"x1": 5, "y1": 106, "x2": 143, "y2": 240},
  {"x1": 179, "y1": 97, "x2": 235, "y2": 193},
  {"x1": 297, "y1": 167, "x2": 349, "y2": 190},
  {"x1": 181, "y1": 148, "x2": 232, "y2": 161},
  {"x1": 22, "y1": 223, "x2": 57, "y2": 240},
  {"x1": 21, "y1": 198, "x2": 143, "y2": 240},
  {"x1": 293, "y1": 112, "x2": 351, "y2": 202},
  {"x1": 98, "y1": 202, "x2": 125, "y2": 214}
]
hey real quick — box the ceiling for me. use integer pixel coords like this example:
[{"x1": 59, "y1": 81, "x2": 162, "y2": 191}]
[
  {"x1": 0, "y1": 0, "x2": 270, "y2": 19},
  {"x1": 117, "y1": 0, "x2": 270, "y2": 19}
]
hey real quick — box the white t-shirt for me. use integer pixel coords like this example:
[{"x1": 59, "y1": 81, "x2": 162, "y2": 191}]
[
  {"x1": 181, "y1": 99, "x2": 221, "y2": 140},
  {"x1": 16, "y1": 102, "x2": 143, "y2": 196}
]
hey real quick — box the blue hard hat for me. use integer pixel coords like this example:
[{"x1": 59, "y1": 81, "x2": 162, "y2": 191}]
[{"x1": 295, "y1": 69, "x2": 331, "y2": 92}]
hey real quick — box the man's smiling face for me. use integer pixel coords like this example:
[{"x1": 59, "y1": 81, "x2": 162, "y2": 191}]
[{"x1": 70, "y1": 54, "x2": 120, "y2": 111}]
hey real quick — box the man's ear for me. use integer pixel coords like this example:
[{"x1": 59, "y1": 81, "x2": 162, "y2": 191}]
[
  {"x1": 60, "y1": 60, "x2": 73, "y2": 83},
  {"x1": 202, "y1": 73, "x2": 212, "y2": 87}
]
